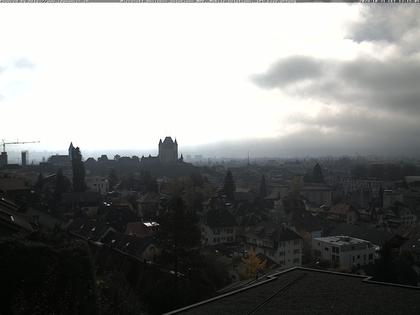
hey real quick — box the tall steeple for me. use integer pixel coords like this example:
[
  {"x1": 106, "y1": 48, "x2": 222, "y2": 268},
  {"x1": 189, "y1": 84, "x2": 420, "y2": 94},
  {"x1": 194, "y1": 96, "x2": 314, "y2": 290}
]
[{"x1": 68, "y1": 142, "x2": 75, "y2": 160}]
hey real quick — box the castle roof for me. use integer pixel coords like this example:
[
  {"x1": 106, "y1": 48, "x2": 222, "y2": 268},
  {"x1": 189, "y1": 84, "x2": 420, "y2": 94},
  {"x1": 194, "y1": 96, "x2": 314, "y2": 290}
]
[{"x1": 162, "y1": 136, "x2": 175, "y2": 144}]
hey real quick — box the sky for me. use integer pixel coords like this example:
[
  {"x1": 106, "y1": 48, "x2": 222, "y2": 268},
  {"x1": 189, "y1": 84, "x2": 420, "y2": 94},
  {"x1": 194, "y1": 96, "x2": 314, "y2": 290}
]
[{"x1": 1, "y1": 4, "x2": 420, "y2": 158}]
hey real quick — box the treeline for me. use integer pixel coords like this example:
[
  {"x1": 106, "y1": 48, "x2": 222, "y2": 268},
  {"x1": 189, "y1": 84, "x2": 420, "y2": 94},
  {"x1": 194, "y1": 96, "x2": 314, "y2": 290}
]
[
  {"x1": 351, "y1": 163, "x2": 420, "y2": 180},
  {"x1": 0, "y1": 232, "x2": 97, "y2": 315}
]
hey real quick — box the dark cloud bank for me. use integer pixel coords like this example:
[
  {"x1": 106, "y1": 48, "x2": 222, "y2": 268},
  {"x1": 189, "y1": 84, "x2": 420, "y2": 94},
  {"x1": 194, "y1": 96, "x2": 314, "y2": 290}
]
[{"x1": 213, "y1": 5, "x2": 420, "y2": 158}]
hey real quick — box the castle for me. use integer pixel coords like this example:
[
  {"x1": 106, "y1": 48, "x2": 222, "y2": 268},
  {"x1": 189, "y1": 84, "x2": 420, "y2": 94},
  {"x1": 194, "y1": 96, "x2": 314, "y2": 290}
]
[
  {"x1": 159, "y1": 137, "x2": 178, "y2": 163},
  {"x1": 141, "y1": 137, "x2": 183, "y2": 165}
]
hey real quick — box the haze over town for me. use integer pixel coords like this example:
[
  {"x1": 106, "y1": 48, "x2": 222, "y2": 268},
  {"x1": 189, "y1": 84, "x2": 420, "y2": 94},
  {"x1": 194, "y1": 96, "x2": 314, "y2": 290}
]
[
  {"x1": 2, "y1": 4, "x2": 420, "y2": 315},
  {"x1": 2, "y1": 4, "x2": 420, "y2": 158}
]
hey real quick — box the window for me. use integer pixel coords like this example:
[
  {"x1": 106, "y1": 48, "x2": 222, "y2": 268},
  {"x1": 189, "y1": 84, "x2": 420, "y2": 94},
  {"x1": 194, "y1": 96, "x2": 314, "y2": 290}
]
[
  {"x1": 332, "y1": 246, "x2": 339, "y2": 253},
  {"x1": 293, "y1": 249, "x2": 300, "y2": 255},
  {"x1": 278, "y1": 251, "x2": 285, "y2": 256},
  {"x1": 369, "y1": 253, "x2": 373, "y2": 260},
  {"x1": 325, "y1": 247, "x2": 329, "y2": 251},
  {"x1": 293, "y1": 258, "x2": 300, "y2": 264},
  {"x1": 294, "y1": 239, "x2": 300, "y2": 245},
  {"x1": 352, "y1": 256, "x2": 355, "y2": 263}
]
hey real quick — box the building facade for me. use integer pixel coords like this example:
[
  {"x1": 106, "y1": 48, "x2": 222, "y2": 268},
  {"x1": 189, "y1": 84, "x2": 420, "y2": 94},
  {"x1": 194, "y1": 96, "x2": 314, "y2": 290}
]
[
  {"x1": 312, "y1": 235, "x2": 376, "y2": 270},
  {"x1": 159, "y1": 137, "x2": 178, "y2": 163},
  {"x1": 244, "y1": 225, "x2": 303, "y2": 269},
  {"x1": 86, "y1": 176, "x2": 109, "y2": 195},
  {"x1": 201, "y1": 207, "x2": 237, "y2": 246}
]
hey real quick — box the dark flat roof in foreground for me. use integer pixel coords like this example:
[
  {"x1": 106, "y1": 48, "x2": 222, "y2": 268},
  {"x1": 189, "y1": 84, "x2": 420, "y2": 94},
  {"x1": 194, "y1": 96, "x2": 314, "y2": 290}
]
[{"x1": 166, "y1": 267, "x2": 420, "y2": 315}]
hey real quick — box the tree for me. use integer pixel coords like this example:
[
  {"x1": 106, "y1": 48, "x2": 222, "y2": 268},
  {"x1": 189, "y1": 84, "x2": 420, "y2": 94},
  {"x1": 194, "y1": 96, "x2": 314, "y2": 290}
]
[
  {"x1": 0, "y1": 233, "x2": 97, "y2": 315},
  {"x1": 107, "y1": 169, "x2": 119, "y2": 191},
  {"x1": 259, "y1": 175, "x2": 267, "y2": 198},
  {"x1": 402, "y1": 163, "x2": 417, "y2": 177},
  {"x1": 223, "y1": 170, "x2": 236, "y2": 200},
  {"x1": 373, "y1": 240, "x2": 417, "y2": 286},
  {"x1": 34, "y1": 173, "x2": 44, "y2": 195},
  {"x1": 156, "y1": 196, "x2": 201, "y2": 309},
  {"x1": 312, "y1": 163, "x2": 324, "y2": 183},
  {"x1": 157, "y1": 196, "x2": 201, "y2": 271},
  {"x1": 72, "y1": 147, "x2": 87, "y2": 192},
  {"x1": 241, "y1": 248, "x2": 266, "y2": 279},
  {"x1": 351, "y1": 164, "x2": 368, "y2": 179},
  {"x1": 54, "y1": 169, "x2": 70, "y2": 203},
  {"x1": 369, "y1": 164, "x2": 385, "y2": 179}
]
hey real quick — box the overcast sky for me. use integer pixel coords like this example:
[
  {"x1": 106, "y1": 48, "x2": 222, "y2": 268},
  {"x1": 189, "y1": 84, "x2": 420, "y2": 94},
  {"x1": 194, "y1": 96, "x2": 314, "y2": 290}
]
[{"x1": 1, "y1": 4, "x2": 419, "y2": 158}]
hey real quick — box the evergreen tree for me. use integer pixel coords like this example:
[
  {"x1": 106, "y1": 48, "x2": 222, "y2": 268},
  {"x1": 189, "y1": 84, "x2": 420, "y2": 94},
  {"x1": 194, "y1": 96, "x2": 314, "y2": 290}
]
[
  {"x1": 107, "y1": 169, "x2": 119, "y2": 191},
  {"x1": 72, "y1": 147, "x2": 87, "y2": 192},
  {"x1": 54, "y1": 169, "x2": 70, "y2": 202},
  {"x1": 259, "y1": 175, "x2": 267, "y2": 198},
  {"x1": 312, "y1": 163, "x2": 324, "y2": 183},
  {"x1": 156, "y1": 196, "x2": 201, "y2": 288},
  {"x1": 223, "y1": 170, "x2": 236, "y2": 200},
  {"x1": 34, "y1": 173, "x2": 44, "y2": 195}
]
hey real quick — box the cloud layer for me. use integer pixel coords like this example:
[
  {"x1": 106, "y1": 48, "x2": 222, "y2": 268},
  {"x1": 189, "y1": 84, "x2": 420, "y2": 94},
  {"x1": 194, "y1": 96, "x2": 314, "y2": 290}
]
[{"x1": 251, "y1": 5, "x2": 420, "y2": 156}]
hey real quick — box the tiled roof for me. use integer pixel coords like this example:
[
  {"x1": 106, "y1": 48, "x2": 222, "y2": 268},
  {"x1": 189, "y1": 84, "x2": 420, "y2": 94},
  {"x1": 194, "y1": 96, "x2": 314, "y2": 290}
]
[
  {"x1": 67, "y1": 218, "x2": 112, "y2": 241},
  {"x1": 166, "y1": 267, "x2": 420, "y2": 315},
  {"x1": 101, "y1": 230, "x2": 155, "y2": 258},
  {"x1": 292, "y1": 212, "x2": 323, "y2": 233},
  {"x1": 245, "y1": 223, "x2": 302, "y2": 243}
]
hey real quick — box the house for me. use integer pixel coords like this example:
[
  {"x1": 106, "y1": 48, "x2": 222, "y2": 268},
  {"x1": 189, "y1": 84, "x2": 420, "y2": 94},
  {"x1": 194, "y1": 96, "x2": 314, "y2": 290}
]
[
  {"x1": 67, "y1": 218, "x2": 115, "y2": 242},
  {"x1": 0, "y1": 176, "x2": 31, "y2": 200},
  {"x1": 243, "y1": 224, "x2": 303, "y2": 269},
  {"x1": 165, "y1": 267, "x2": 420, "y2": 315},
  {"x1": 61, "y1": 191, "x2": 102, "y2": 210},
  {"x1": 47, "y1": 154, "x2": 71, "y2": 168},
  {"x1": 385, "y1": 202, "x2": 417, "y2": 227},
  {"x1": 263, "y1": 191, "x2": 281, "y2": 209},
  {"x1": 312, "y1": 235, "x2": 376, "y2": 270},
  {"x1": 327, "y1": 203, "x2": 359, "y2": 223},
  {"x1": 201, "y1": 208, "x2": 237, "y2": 246},
  {"x1": 383, "y1": 189, "x2": 404, "y2": 209},
  {"x1": 137, "y1": 191, "x2": 161, "y2": 220},
  {"x1": 101, "y1": 230, "x2": 158, "y2": 262},
  {"x1": 0, "y1": 197, "x2": 35, "y2": 236},
  {"x1": 86, "y1": 176, "x2": 109, "y2": 195},
  {"x1": 300, "y1": 184, "x2": 332, "y2": 206},
  {"x1": 97, "y1": 202, "x2": 138, "y2": 233},
  {"x1": 125, "y1": 221, "x2": 159, "y2": 237}
]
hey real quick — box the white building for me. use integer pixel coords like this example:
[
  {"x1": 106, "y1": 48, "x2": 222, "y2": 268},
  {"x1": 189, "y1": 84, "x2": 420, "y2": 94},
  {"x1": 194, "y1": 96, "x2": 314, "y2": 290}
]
[
  {"x1": 244, "y1": 224, "x2": 303, "y2": 269},
  {"x1": 86, "y1": 176, "x2": 109, "y2": 195},
  {"x1": 312, "y1": 235, "x2": 376, "y2": 270},
  {"x1": 201, "y1": 208, "x2": 237, "y2": 246}
]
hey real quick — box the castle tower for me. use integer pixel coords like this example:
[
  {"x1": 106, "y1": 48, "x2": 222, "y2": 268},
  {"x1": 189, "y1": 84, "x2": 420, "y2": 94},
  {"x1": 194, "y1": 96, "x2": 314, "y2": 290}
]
[{"x1": 158, "y1": 137, "x2": 178, "y2": 163}]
